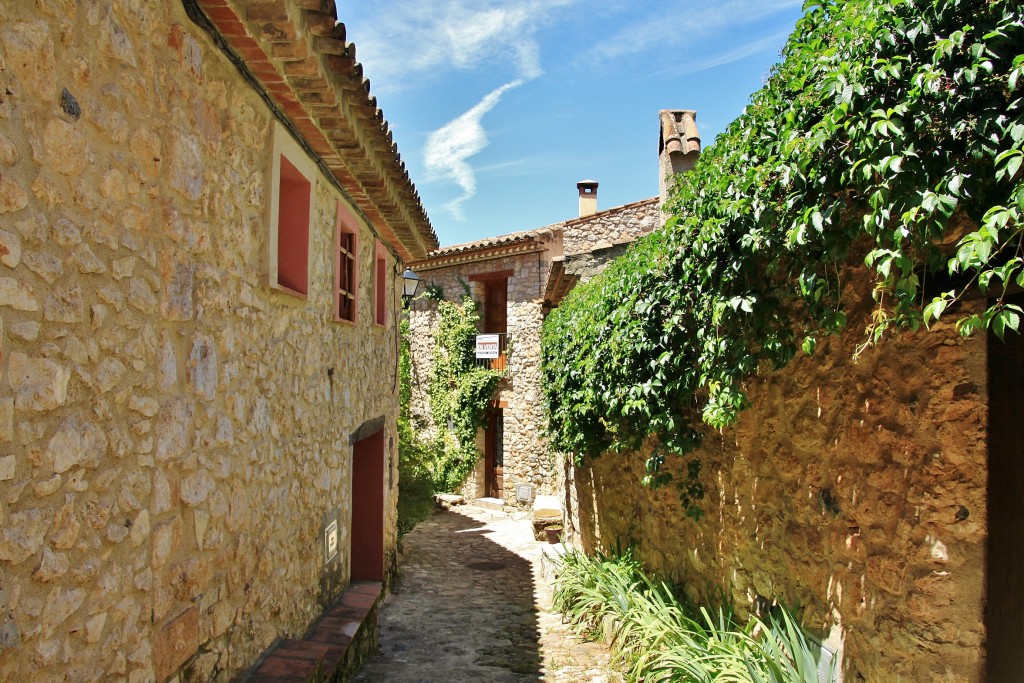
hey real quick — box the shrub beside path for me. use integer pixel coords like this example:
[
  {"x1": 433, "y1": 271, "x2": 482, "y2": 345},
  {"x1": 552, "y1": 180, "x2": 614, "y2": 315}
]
[{"x1": 354, "y1": 504, "x2": 621, "y2": 682}]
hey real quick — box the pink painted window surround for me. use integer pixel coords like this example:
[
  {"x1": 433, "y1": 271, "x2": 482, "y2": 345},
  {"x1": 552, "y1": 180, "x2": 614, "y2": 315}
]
[
  {"x1": 276, "y1": 155, "x2": 311, "y2": 296},
  {"x1": 374, "y1": 241, "x2": 386, "y2": 327},
  {"x1": 335, "y1": 202, "x2": 358, "y2": 322}
]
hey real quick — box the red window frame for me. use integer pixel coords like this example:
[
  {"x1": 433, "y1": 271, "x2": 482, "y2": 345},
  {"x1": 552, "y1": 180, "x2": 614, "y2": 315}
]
[
  {"x1": 335, "y1": 202, "x2": 359, "y2": 323},
  {"x1": 374, "y1": 241, "x2": 387, "y2": 327},
  {"x1": 275, "y1": 155, "x2": 311, "y2": 296}
]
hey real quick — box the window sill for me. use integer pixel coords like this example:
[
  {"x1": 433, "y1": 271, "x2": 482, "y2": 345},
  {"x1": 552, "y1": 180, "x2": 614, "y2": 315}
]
[{"x1": 270, "y1": 282, "x2": 308, "y2": 300}]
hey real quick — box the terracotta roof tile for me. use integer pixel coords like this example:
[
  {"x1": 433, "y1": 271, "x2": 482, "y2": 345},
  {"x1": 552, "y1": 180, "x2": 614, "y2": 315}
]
[{"x1": 192, "y1": 0, "x2": 439, "y2": 260}]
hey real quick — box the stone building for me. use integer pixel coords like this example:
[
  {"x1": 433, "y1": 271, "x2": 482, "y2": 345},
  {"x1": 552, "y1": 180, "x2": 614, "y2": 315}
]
[
  {"x1": 0, "y1": 1, "x2": 436, "y2": 681},
  {"x1": 406, "y1": 111, "x2": 694, "y2": 506}
]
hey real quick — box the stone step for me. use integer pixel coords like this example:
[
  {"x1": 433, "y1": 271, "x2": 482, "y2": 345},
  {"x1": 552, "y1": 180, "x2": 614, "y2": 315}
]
[{"x1": 246, "y1": 580, "x2": 382, "y2": 683}]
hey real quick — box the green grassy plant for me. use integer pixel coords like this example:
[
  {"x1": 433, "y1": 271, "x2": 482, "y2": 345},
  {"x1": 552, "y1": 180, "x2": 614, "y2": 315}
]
[{"x1": 552, "y1": 549, "x2": 836, "y2": 682}]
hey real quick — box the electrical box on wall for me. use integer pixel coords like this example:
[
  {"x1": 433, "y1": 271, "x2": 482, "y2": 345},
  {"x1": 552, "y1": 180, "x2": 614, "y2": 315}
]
[
  {"x1": 516, "y1": 484, "x2": 534, "y2": 503},
  {"x1": 324, "y1": 519, "x2": 338, "y2": 563}
]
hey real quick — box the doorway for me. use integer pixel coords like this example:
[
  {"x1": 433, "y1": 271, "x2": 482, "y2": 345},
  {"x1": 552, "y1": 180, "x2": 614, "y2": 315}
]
[
  {"x1": 484, "y1": 409, "x2": 504, "y2": 499},
  {"x1": 351, "y1": 428, "x2": 385, "y2": 581},
  {"x1": 985, "y1": 293, "x2": 1024, "y2": 679}
]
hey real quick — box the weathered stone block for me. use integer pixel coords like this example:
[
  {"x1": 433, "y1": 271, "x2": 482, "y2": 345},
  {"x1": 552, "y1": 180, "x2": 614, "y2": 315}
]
[
  {"x1": 49, "y1": 496, "x2": 80, "y2": 550},
  {"x1": 188, "y1": 335, "x2": 217, "y2": 400},
  {"x1": 0, "y1": 174, "x2": 28, "y2": 214},
  {"x1": 155, "y1": 398, "x2": 194, "y2": 462},
  {"x1": 41, "y1": 586, "x2": 85, "y2": 635},
  {"x1": 129, "y1": 509, "x2": 150, "y2": 547},
  {"x1": 43, "y1": 119, "x2": 87, "y2": 176},
  {"x1": 47, "y1": 413, "x2": 108, "y2": 473},
  {"x1": 32, "y1": 547, "x2": 69, "y2": 582},
  {"x1": 44, "y1": 284, "x2": 85, "y2": 323},
  {"x1": 168, "y1": 133, "x2": 202, "y2": 201},
  {"x1": 0, "y1": 507, "x2": 49, "y2": 564},
  {"x1": 84, "y1": 612, "x2": 107, "y2": 643},
  {"x1": 151, "y1": 517, "x2": 181, "y2": 569},
  {"x1": 0, "y1": 277, "x2": 38, "y2": 311},
  {"x1": 0, "y1": 456, "x2": 14, "y2": 481},
  {"x1": 161, "y1": 250, "x2": 195, "y2": 321},
  {"x1": 127, "y1": 277, "x2": 157, "y2": 314},
  {"x1": 0, "y1": 230, "x2": 22, "y2": 267},
  {"x1": 153, "y1": 607, "x2": 199, "y2": 681},
  {"x1": 0, "y1": 134, "x2": 18, "y2": 167},
  {"x1": 9, "y1": 352, "x2": 70, "y2": 411},
  {"x1": 180, "y1": 469, "x2": 214, "y2": 507},
  {"x1": 2, "y1": 21, "x2": 55, "y2": 101}
]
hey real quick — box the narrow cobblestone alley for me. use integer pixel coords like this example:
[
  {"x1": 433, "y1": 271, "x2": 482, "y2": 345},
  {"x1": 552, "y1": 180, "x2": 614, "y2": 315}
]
[{"x1": 354, "y1": 504, "x2": 621, "y2": 682}]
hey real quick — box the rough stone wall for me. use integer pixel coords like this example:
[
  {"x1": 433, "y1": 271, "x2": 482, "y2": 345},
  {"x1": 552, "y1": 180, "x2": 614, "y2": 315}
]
[
  {"x1": 0, "y1": 4, "x2": 401, "y2": 682},
  {"x1": 563, "y1": 277, "x2": 987, "y2": 682},
  {"x1": 408, "y1": 250, "x2": 557, "y2": 505},
  {"x1": 562, "y1": 199, "x2": 660, "y2": 257}
]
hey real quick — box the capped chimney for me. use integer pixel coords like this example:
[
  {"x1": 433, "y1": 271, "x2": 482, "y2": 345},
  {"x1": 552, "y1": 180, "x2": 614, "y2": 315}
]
[
  {"x1": 658, "y1": 110, "x2": 701, "y2": 209},
  {"x1": 577, "y1": 180, "x2": 598, "y2": 218}
]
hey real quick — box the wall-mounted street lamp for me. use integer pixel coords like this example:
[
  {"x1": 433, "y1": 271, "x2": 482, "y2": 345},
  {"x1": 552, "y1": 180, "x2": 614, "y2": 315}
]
[{"x1": 401, "y1": 268, "x2": 421, "y2": 308}]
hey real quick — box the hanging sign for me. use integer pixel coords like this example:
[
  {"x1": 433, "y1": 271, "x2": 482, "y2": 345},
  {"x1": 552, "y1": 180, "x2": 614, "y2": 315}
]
[{"x1": 475, "y1": 334, "x2": 500, "y2": 359}]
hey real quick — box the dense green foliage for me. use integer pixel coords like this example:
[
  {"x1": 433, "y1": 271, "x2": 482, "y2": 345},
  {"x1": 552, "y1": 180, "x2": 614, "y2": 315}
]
[
  {"x1": 543, "y1": 0, "x2": 1024, "y2": 469},
  {"x1": 553, "y1": 550, "x2": 835, "y2": 682},
  {"x1": 397, "y1": 318, "x2": 435, "y2": 536},
  {"x1": 428, "y1": 296, "x2": 503, "y2": 492}
]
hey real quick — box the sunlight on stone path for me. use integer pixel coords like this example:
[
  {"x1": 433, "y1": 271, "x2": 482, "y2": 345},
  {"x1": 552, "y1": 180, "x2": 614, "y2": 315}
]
[{"x1": 354, "y1": 505, "x2": 621, "y2": 682}]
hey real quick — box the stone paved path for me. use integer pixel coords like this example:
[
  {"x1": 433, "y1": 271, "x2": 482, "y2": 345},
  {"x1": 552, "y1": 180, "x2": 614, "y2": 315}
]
[{"x1": 354, "y1": 504, "x2": 622, "y2": 682}]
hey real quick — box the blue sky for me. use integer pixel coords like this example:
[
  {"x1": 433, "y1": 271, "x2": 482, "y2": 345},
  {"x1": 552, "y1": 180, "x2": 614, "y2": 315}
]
[{"x1": 335, "y1": 1, "x2": 806, "y2": 247}]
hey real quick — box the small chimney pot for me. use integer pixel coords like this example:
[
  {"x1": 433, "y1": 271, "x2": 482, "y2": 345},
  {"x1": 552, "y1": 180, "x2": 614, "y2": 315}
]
[{"x1": 577, "y1": 179, "x2": 598, "y2": 217}]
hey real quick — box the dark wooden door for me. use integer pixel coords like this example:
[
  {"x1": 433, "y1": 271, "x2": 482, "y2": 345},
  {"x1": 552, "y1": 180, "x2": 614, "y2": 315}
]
[
  {"x1": 484, "y1": 280, "x2": 507, "y2": 334},
  {"x1": 986, "y1": 293, "x2": 1024, "y2": 680},
  {"x1": 484, "y1": 280, "x2": 507, "y2": 371},
  {"x1": 483, "y1": 410, "x2": 504, "y2": 499}
]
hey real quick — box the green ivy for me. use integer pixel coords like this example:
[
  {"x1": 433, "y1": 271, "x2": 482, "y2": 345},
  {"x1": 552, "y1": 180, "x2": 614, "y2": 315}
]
[
  {"x1": 397, "y1": 318, "x2": 435, "y2": 535},
  {"x1": 428, "y1": 296, "x2": 503, "y2": 493},
  {"x1": 543, "y1": 0, "x2": 1023, "y2": 477}
]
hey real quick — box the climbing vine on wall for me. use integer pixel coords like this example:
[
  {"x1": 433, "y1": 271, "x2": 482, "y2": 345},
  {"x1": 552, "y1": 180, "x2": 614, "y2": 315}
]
[
  {"x1": 429, "y1": 295, "x2": 504, "y2": 493},
  {"x1": 542, "y1": 0, "x2": 1023, "y2": 497}
]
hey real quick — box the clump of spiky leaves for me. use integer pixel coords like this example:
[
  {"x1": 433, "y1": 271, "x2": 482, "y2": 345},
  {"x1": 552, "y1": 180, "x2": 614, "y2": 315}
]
[{"x1": 552, "y1": 549, "x2": 835, "y2": 682}]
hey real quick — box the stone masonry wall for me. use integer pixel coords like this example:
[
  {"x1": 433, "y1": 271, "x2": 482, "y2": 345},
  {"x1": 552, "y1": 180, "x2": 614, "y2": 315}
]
[
  {"x1": 563, "y1": 273, "x2": 988, "y2": 682},
  {"x1": 0, "y1": 4, "x2": 401, "y2": 682},
  {"x1": 409, "y1": 250, "x2": 557, "y2": 505},
  {"x1": 562, "y1": 199, "x2": 660, "y2": 257}
]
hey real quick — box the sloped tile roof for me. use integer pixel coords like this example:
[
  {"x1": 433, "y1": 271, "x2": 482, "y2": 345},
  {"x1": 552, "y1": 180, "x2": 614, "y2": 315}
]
[
  {"x1": 410, "y1": 223, "x2": 564, "y2": 270},
  {"x1": 189, "y1": 0, "x2": 438, "y2": 260}
]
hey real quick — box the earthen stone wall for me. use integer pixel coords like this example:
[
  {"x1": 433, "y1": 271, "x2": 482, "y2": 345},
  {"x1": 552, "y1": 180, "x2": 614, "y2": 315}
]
[
  {"x1": 562, "y1": 199, "x2": 660, "y2": 257},
  {"x1": 563, "y1": 275, "x2": 988, "y2": 682},
  {"x1": 409, "y1": 249, "x2": 558, "y2": 505},
  {"x1": 0, "y1": 4, "x2": 401, "y2": 681}
]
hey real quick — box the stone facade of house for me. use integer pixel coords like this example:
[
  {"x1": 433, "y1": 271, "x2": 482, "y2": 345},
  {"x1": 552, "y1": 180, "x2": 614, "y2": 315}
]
[
  {"x1": 562, "y1": 270, "x2": 989, "y2": 681},
  {"x1": 408, "y1": 229, "x2": 562, "y2": 504},
  {"x1": 408, "y1": 170, "x2": 668, "y2": 507},
  {"x1": 0, "y1": 2, "x2": 435, "y2": 681}
]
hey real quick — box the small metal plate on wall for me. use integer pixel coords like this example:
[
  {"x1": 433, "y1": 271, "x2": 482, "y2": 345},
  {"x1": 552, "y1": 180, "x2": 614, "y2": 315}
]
[{"x1": 325, "y1": 520, "x2": 338, "y2": 563}]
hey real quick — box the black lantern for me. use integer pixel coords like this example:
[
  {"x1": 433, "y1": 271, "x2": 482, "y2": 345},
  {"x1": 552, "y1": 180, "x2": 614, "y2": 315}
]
[{"x1": 401, "y1": 268, "x2": 420, "y2": 307}]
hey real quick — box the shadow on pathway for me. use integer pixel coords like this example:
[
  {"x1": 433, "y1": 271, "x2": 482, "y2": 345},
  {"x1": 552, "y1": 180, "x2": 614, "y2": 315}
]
[{"x1": 354, "y1": 505, "x2": 618, "y2": 682}]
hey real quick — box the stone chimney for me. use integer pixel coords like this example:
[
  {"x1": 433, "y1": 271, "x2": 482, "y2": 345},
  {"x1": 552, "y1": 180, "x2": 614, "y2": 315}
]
[
  {"x1": 577, "y1": 180, "x2": 598, "y2": 218},
  {"x1": 658, "y1": 110, "x2": 701, "y2": 209}
]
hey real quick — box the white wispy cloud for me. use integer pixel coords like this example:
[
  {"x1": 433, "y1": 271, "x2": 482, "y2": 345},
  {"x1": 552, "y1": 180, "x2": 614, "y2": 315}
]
[
  {"x1": 642, "y1": 30, "x2": 792, "y2": 80},
  {"x1": 424, "y1": 81, "x2": 524, "y2": 220},
  {"x1": 586, "y1": 0, "x2": 803, "y2": 63},
  {"x1": 344, "y1": 0, "x2": 576, "y2": 92}
]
